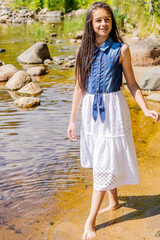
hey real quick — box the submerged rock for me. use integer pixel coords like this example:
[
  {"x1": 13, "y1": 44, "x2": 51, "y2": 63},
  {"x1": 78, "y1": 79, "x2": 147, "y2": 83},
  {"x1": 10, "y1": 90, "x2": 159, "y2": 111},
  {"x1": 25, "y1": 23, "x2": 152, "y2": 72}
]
[
  {"x1": 50, "y1": 33, "x2": 57, "y2": 37},
  {"x1": 17, "y1": 42, "x2": 50, "y2": 64},
  {"x1": 147, "y1": 93, "x2": 160, "y2": 102},
  {"x1": 0, "y1": 64, "x2": 18, "y2": 82},
  {"x1": 70, "y1": 39, "x2": 76, "y2": 44},
  {"x1": 62, "y1": 62, "x2": 75, "y2": 70},
  {"x1": 14, "y1": 97, "x2": 40, "y2": 108},
  {"x1": 52, "y1": 56, "x2": 64, "y2": 65},
  {"x1": 18, "y1": 82, "x2": 42, "y2": 96},
  {"x1": 56, "y1": 40, "x2": 61, "y2": 44},
  {"x1": 6, "y1": 71, "x2": 32, "y2": 90},
  {"x1": 139, "y1": 67, "x2": 160, "y2": 90},
  {"x1": 44, "y1": 59, "x2": 54, "y2": 65},
  {"x1": 0, "y1": 48, "x2": 6, "y2": 53},
  {"x1": 27, "y1": 66, "x2": 47, "y2": 76}
]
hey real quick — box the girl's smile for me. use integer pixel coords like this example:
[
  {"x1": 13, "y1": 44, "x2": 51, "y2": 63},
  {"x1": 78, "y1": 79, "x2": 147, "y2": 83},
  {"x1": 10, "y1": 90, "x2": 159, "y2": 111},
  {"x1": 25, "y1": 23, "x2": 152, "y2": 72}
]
[{"x1": 92, "y1": 8, "x2": 112, "y2": 46}]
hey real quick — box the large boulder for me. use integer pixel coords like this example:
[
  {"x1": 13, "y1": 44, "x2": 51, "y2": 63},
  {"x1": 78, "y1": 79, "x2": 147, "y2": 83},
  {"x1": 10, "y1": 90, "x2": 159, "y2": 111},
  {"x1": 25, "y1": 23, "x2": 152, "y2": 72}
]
[
  {"x1": 147, "y1": 93, "x2": 160, "y2": 102},
  {"x1": 26, "y1": 66, "x2": 47, "y2": 76},
  {"x1": 0, "y1": 64, "x2": 18, "y2": 82},
  {"x1": 130, "y1": 36, "x2": 160, "y2": 66},
  {"x1": 75, "y1": 9, "x2": 87, "y2": 16},
  {"x1": 139, "y1": 67, "x2": 160, "y2": 90},
  {"x1": 17, "y1": 42, "x2": 50, "y2": 64},
  {"x1": 6, "y1": 70, "x2": 32, "y2": 90},
  {"x1": 17, "y1": 82, "x2": 42, "y2": 96},
  {"x1": 14, "y1": 97, "x2": 40, "y2": 108}
]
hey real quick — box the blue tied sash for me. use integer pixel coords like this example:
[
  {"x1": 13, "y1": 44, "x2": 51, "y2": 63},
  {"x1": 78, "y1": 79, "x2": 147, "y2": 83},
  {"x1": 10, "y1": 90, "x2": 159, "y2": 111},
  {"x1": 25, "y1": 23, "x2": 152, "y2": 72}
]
[{"x1": 92, "y1": 93, "x2": 105, "y2": 122}]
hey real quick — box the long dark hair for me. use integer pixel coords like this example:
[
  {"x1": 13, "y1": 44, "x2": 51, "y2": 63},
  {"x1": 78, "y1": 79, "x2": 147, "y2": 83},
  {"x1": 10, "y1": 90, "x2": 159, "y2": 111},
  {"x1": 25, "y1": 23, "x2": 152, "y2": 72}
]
[{"x1": 76, "y1": 1, "x2": 124, "y2": 92}]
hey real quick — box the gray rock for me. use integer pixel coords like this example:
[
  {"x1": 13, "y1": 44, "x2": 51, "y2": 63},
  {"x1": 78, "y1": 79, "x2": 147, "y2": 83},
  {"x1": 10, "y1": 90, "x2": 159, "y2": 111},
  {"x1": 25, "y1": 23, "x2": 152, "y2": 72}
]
[
  {"x1": 39, "y1": 8, "x2": 48, "y2": 15},
  {"x1": 18, "y1": 82, "x2": 42, "y2": 96},
  {"x1": 75, "y1": 30, "x2": 84, "y2": 39},
  {"x1": 44, "y1": 59, "x2": 54, "y2": 65},
  {"x1": 56, "y1": 40, "x2": 62, "y2": 44},
  {"x1": 0, "y1": 14, "x2": 8, "y2": 23},
  {"x1": 130, "y1": 36, "x2": 160, "y2": 66},
  {"x1": 14, "y1": 97, "x2": 40, "y2": 108},
  {"x1": 52, "y1": 56, "x2": 64, "y2": 64},
  {"x1": 27, "y1": 66, "x2": 47, "y2": 76},
  {"x1": 0, "y1": 48, "x2": 6, "y2": 53},
  {"x1": 12, "y1": 17, "x2": 22, "y2": 23},
  {"x1": 0, "y1": 64, "x2": 18, "y2": 82},
  {"x1": 62, "y1": 46, "x2": 69, "y2": 50},
  {"x1": 6, "y1": 70, "x2": 32, "y2": 90},
  {"x1": 139, "y1": 67, "x2": 160, "y2": 90},
  {"x1": 17, "y1": 42, "x2": 50, "y2": 64},
  {"x1": 50, "y1": 33, "x2": 57, "y2": 37},
  {"x1": 62, "y1": 62, "x2": 75, "y2": 70},
  {"x1": 147, "y1": 93, "x2": 160, "y2": 102},
  {"x1": 70, "y1": 39, "x2": 76, "y2": 44},
  {"x1": 68, "y1": 55, "x2": 76, "y2": 60},
  {"x1": 74, "y1": 9, "x2": 87, "y2": 16},
  {"x1": 46, "y1": 11, "x2": 61, "y2": 17}
]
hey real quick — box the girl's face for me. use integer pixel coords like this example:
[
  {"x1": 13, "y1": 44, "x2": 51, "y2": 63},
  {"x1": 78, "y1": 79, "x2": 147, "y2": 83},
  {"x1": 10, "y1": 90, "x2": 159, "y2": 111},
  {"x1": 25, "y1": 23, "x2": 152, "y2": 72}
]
[{"x1": 92, "y1": 8, "x2": 112, "y2": 41}]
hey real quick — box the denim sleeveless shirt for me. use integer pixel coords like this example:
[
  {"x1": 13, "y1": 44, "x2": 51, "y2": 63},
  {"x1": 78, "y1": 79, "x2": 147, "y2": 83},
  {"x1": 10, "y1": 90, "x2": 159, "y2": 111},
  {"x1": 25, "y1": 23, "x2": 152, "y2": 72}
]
[{"x1": 87, "y1": 36, "x2": 123, "y2": 123}]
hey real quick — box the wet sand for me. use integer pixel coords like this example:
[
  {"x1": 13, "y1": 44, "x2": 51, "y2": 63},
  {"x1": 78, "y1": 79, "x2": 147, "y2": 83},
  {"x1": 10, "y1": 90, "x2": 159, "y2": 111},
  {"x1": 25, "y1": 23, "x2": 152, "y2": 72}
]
[{"x1": 0, "y1": 67, "x2": 160, "y2": 240}]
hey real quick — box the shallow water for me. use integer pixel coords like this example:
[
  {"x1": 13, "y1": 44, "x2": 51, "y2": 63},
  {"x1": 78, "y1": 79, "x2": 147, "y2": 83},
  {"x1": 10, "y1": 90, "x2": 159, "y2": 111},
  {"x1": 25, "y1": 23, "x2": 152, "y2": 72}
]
[
  {"x1": 0, "y1": 22, "x2": 88, "y2": 202},
  {"x1": 0, "y1": 22, "x2": 160, "y2": 240}
]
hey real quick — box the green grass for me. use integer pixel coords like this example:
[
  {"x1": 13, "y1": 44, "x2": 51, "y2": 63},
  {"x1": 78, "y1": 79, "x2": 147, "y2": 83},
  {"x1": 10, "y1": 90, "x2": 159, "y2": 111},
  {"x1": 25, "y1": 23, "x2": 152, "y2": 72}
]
[
  {"x1": 33, "y1": 23, "x2": 48, "y2": 41},
  {"x1": 61, "y1": 14, "x2": 86, "y2": 36}
]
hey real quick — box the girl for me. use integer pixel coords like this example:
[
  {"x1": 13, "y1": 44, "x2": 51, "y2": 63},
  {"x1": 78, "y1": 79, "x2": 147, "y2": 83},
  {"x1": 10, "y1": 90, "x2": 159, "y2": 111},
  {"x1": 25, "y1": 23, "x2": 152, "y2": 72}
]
[{"x1": 67, "y1": 2, "x2": 159, "y2": 239}]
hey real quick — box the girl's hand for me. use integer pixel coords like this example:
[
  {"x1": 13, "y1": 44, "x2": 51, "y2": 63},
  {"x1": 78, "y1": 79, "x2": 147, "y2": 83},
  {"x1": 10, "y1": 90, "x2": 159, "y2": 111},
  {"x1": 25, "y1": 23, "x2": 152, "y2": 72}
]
[
  {"x1": 67, "y1": 122, "x2": 77, "y2": 141},
  {"x1": 144, "y1": 109, "x2": 160, "y2": 122}
]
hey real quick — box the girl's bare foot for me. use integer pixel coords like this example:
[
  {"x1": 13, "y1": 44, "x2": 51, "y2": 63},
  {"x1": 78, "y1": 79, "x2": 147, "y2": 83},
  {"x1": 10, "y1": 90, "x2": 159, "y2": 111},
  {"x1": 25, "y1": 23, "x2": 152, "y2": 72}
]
[
  {"x1": 98, "y1": 203, "x2": 119, "y2": 214},
  {"x1": 82, "y1": 218, "x2": 96, "y2": 240}
]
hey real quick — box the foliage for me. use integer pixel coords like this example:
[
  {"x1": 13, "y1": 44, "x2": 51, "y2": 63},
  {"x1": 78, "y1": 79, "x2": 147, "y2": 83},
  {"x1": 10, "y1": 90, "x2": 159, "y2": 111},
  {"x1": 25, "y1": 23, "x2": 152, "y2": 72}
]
[
  {"x1": 114, "y1": 0, "x2": 160, "y2": 36},
  {"x1": 7, "y1": 0, "x2": 160, "y2": 36},
  {"x1": 62, "y1": 13, "x2": 86, "y2": 35},
  {"x1": 32, "y1": 22, "x2": 48, "y2": 41}
]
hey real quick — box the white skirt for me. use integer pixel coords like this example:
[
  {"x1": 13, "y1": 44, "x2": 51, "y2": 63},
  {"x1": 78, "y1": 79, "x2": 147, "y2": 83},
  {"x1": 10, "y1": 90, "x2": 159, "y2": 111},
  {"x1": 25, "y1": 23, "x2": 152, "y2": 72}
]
[{"x1": 80, "y1": 90, "x2": 140, "y2": 191}]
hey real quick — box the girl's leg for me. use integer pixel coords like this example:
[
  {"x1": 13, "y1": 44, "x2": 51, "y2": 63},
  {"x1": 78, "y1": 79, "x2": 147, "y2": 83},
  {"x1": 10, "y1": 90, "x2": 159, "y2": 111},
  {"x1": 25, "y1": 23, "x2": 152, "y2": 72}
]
[
  {"x1": 98, "y1": 188, "x2": 119, "y2": 214},
  {"x1": 82, "y1": 189, "x2": 106, "y2": 240}
]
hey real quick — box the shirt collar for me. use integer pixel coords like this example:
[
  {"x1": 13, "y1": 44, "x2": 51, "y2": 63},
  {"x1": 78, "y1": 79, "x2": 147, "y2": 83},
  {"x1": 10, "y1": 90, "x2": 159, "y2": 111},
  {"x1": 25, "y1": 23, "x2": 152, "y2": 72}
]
[{"x1": 94, "y1": 36, "x2": 113, "y2": 53}]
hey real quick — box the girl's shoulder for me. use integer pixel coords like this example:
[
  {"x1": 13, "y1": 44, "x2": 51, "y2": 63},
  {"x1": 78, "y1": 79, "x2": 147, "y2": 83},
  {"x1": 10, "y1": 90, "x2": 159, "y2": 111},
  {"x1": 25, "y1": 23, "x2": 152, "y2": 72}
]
[
  {"x1": 121, "y1": 43, "x2": 130, "y2": 56},
  {"x1": 119, "y1": 44, "x2": 131, "y2": 64}
]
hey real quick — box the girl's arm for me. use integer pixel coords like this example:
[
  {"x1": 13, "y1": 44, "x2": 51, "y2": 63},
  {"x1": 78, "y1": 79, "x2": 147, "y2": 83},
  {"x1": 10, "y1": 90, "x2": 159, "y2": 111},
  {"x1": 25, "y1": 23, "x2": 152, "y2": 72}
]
[
  {"x1": 67, "y1": 80, "x2": 84, "y2": 141},
  {"x1": 120, "y1": 44, "x2": 159, "y2": 122}
]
